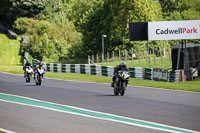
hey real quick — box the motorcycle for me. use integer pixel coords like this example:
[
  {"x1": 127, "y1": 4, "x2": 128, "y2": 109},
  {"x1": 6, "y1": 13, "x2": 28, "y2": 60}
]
[
  {"x1": 34, "y1": 67, "x2": 45, "y2": 86},
  {"x1": 113, "y1": 70, "x2": 130, "y2": 96},
  {"x1": 24, "y1": 66, "x2": 33, "y2": 82}
]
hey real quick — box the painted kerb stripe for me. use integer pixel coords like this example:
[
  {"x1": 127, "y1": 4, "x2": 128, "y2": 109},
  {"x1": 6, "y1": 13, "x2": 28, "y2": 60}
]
[{"x1": 0, "y1": 93, "x2": 198, "y2": 133}]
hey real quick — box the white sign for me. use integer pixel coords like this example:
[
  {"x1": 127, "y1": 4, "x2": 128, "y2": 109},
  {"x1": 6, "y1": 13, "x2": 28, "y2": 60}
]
[{"x1": 148, "y1": 20, "x2": 200, "y2": 41}]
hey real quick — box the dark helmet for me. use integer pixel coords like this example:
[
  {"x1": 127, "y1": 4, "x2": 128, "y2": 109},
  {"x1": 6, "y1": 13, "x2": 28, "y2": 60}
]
[
  {"x1": 26, "y1": 61, "x2": 30, "y2": 65},
  {"x1": 120, "y1": 61, "x2": 127, "y2": 69}
]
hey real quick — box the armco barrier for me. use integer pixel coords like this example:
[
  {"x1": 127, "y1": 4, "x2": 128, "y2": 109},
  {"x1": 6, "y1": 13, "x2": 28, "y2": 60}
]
[
  {"x1": 32, "y1": 59, "x2": 182, "y2": 82},
  {"x1": 168, "y1": 70, "x2": 181, "y2": 82},
  {"x1": 153, "y1": 68, "x2": 168, "y2": 81},
  {"x1": 144, "y1": 68, "x2": 153, "y2": 80}
]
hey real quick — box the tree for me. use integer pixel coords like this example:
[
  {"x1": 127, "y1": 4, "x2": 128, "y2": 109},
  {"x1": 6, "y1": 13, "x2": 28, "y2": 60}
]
[
  {"x1": 159, "y1": 0, "x2": 200, "y2": 20},
  {"x1": 14, "y1": 17, "x2": 82, "y2": 61},
  {"x1": 0, "y1": 0, "x2": 12, "y2": 25},
  {"x1": 78, "y1": 0, "x2": 163, "y2": 56},
  {"x1": 0, "y1": 0, "x2": 48, "y2": 26}
]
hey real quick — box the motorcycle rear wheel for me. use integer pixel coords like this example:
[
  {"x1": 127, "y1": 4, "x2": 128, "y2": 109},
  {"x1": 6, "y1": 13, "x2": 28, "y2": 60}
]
[
  {"x1": 26, "y1": 78, "x2": 30, "y2": 82},
  {"x1": 114, "y1": 89, "x2": 119, "y2": 95}
]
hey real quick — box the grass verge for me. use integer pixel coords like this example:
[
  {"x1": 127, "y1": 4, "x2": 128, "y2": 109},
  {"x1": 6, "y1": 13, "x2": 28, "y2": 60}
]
[
  {"x1": 99, "y1": 57, "x2": 172, "y2": 70},
  {"x1": 0, "y1": 65, "x2": 200, "y2": 92},
  {"x1": 0, "y1": 34, "x2": 22, "y2": 65}
]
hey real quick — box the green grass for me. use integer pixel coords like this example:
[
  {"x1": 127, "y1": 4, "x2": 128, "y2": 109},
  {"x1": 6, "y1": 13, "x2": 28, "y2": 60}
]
[
  {"x1": 0, "y1": 65, "x2": 200, "y2": 92},
  {"x1": 0, "y1": 34, "x2": 22, "y2": 65},
  {"x1": 0, "y1": 65, "x2": 24, "y2": 75},
  {"x1": 0, "y1": 131, "x2": 6, "y2": 133},
  {"x1": 99, "y1": 57, "x2": 172, "y2": 70}
]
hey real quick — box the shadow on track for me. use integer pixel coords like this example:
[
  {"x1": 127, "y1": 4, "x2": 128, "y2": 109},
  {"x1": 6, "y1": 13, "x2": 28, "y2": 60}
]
[{"x1": 94, "y1": 94, "x2": 117, "y2": 97}]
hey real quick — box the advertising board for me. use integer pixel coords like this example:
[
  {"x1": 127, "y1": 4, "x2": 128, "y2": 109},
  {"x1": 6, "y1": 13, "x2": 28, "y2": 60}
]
[{"x1": 148, "y1": 20, "x2": 200, "y2": 41}]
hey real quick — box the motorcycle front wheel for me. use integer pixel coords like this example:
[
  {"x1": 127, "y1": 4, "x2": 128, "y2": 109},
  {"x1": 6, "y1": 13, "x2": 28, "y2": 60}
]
[
  {"x1": 113, "y1": 84, "x2": 119, "y2": 96},
  {"x1": 120, "y1": 84, "x2": 126, "y2": 96},
  {"x1": 114, "y1": 88, "x2": 119, "y2": 95},
  {"x1": 36, "y1": 75, "x2": 42, "y2": 86}
]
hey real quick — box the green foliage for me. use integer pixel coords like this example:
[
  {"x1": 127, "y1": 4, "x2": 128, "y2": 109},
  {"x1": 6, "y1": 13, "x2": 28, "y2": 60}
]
[
  {"x1": 78, "y1": 0, "x2": 163, "y2": 57},
  {"x1": 159, "y1": 0, "x2": 200, "y2": 20},
  {"x1": 132, "y1": 0, "x2": 163, "y2": 21},
  {"x1": 182, "y1": 9, "x2": 200, "y2": 20},
  {"x1": 0, "y1": 0, "x2": 47, "y2": 25},
  {"x1": 0, "y1": 0, "x2": 11, "y2": 24},
  {"x1": 13, "y1": 17, "x2": 33, "y2": 34},
  {"x1": 13, "y1": 17, "x2": 82, "y2": 62},
  {"x1": 36, "y1": 0, "x2": 67, "y2": 22}
]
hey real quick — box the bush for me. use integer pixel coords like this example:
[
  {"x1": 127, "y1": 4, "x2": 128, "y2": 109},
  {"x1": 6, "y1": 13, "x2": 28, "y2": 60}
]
[{"x1": 13, "y1": 17, "x2": 82, "y2": 62}]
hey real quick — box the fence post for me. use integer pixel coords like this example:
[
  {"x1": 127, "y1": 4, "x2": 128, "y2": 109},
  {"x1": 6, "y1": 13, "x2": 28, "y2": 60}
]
[
  {"x1": 138, "y1": 49, "x2": 141, "y2": 62},
  {"x1": 125, "y1": 50, "x2": 127, "y2": 60},
  {"x1": 102, "y1": 53, "x2": 104, "y2": 62},
  {"x1": 153, "y1": 46, "x2": 156, "y2": 63},
  {"x1": 96, "y1": 54, "x2": 99, "y2": 63},
  {"x1": 88, "y1": 55, "x2": 90, "y2": 64},
  {"x1": 159, "y1": 47, "x2": 163, "y2": 63},
  {"x1": 167, "y1": 45, "x2": 171, "y2": 61},
  {"x1": 107, "y1": 52, "x2": 109, "y2": 60},
  {"x1": 131, "y1": 49, "x2": 134, "y2": 61},
  {"x1": 122, "y1": 51, "x2": 124, "y2": 60},
  {"x1": 92, "y1": 55, "x2": 94, "y2": 63},
  {"x1": 146, "y1": 51, "x2": 148, "y2": 62},
  {"x1": 119, "y1": 50, "x2": 121, "y2": 59},
  {"x1": 149, "y1": 50, "x2": 151, "y2": 64},
  {"x1": 112, "y1": 51, "x2": 114, "y2": 59},
  {"x1": 163, "y1": 48, "x2": 166, "y2": 57}
]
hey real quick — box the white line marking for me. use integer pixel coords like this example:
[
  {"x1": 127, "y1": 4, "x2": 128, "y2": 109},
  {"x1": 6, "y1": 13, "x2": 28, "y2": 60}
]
[
  {"x1": 0, "y1": 127, "x2": 16, "y2": 133},
  {"x1": 0, "y1": 92, "x2": 199, "y2": 133}
]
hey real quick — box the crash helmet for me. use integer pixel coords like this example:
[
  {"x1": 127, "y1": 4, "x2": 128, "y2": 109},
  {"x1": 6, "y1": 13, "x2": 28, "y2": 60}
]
[
  {"x1": 120, "y1": 61, "x2": 127, "y2": 69},
  {"x1": 26, "y1": 61, "x2": 30, "y2": 65}
]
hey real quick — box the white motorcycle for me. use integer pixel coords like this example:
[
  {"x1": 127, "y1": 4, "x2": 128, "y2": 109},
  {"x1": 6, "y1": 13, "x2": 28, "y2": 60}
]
[
  {"x1": 35, "y1": 67, "x2": 46, "y2": 86},
  {"x1": 25, "y1": 66, "x2": 33, "y2": 82}
]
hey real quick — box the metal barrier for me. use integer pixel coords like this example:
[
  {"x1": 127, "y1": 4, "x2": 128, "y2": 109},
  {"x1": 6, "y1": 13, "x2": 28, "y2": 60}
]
[{"x1": 32, "y1": 59, "x2": 182, "y2": 82}]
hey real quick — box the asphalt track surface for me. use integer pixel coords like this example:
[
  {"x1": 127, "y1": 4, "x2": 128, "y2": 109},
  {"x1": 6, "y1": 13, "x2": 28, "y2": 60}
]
[{"x1": 0, "y1": 72, "x2": 200, "y2": 133}]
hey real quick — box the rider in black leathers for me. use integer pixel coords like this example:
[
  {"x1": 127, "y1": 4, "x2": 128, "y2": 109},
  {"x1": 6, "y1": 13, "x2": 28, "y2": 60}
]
[{"x1": 111, "y1": 61, "x2": 129, "y2": 87}]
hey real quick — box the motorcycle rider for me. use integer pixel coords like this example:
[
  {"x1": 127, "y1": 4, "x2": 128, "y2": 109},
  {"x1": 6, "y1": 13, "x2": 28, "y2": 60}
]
[
  {"x1": 111, "y1": 61, "x2": 129, "y2": 87},
  {"x1": 23, "y1": 60, "x2": 33, "y2": 78},
  {"x1": 34, "y1": 61, "x2": 45, "y2": 79}
]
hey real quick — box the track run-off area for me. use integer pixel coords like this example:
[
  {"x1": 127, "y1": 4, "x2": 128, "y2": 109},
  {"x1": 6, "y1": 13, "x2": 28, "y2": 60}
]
[{"x1": 0, "y1": 72, "x2": 200, "y2": 133}]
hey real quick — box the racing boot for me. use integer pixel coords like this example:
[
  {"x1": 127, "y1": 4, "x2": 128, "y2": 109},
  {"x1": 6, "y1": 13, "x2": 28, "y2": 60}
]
[{"x1": 111, "y1": 81, "x2": 114, "y2": 87}]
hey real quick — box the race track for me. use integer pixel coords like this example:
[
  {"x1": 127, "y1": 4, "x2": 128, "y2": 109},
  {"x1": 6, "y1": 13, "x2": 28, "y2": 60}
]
[{"x1": 0, "y1": 72, "x2": 200, "y2": 133}]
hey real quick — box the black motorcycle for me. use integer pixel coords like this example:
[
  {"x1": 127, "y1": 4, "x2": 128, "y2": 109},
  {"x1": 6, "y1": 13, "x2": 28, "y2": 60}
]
[{"x1": 113, "y1": 70, "x2": 130, "y2": 96}]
